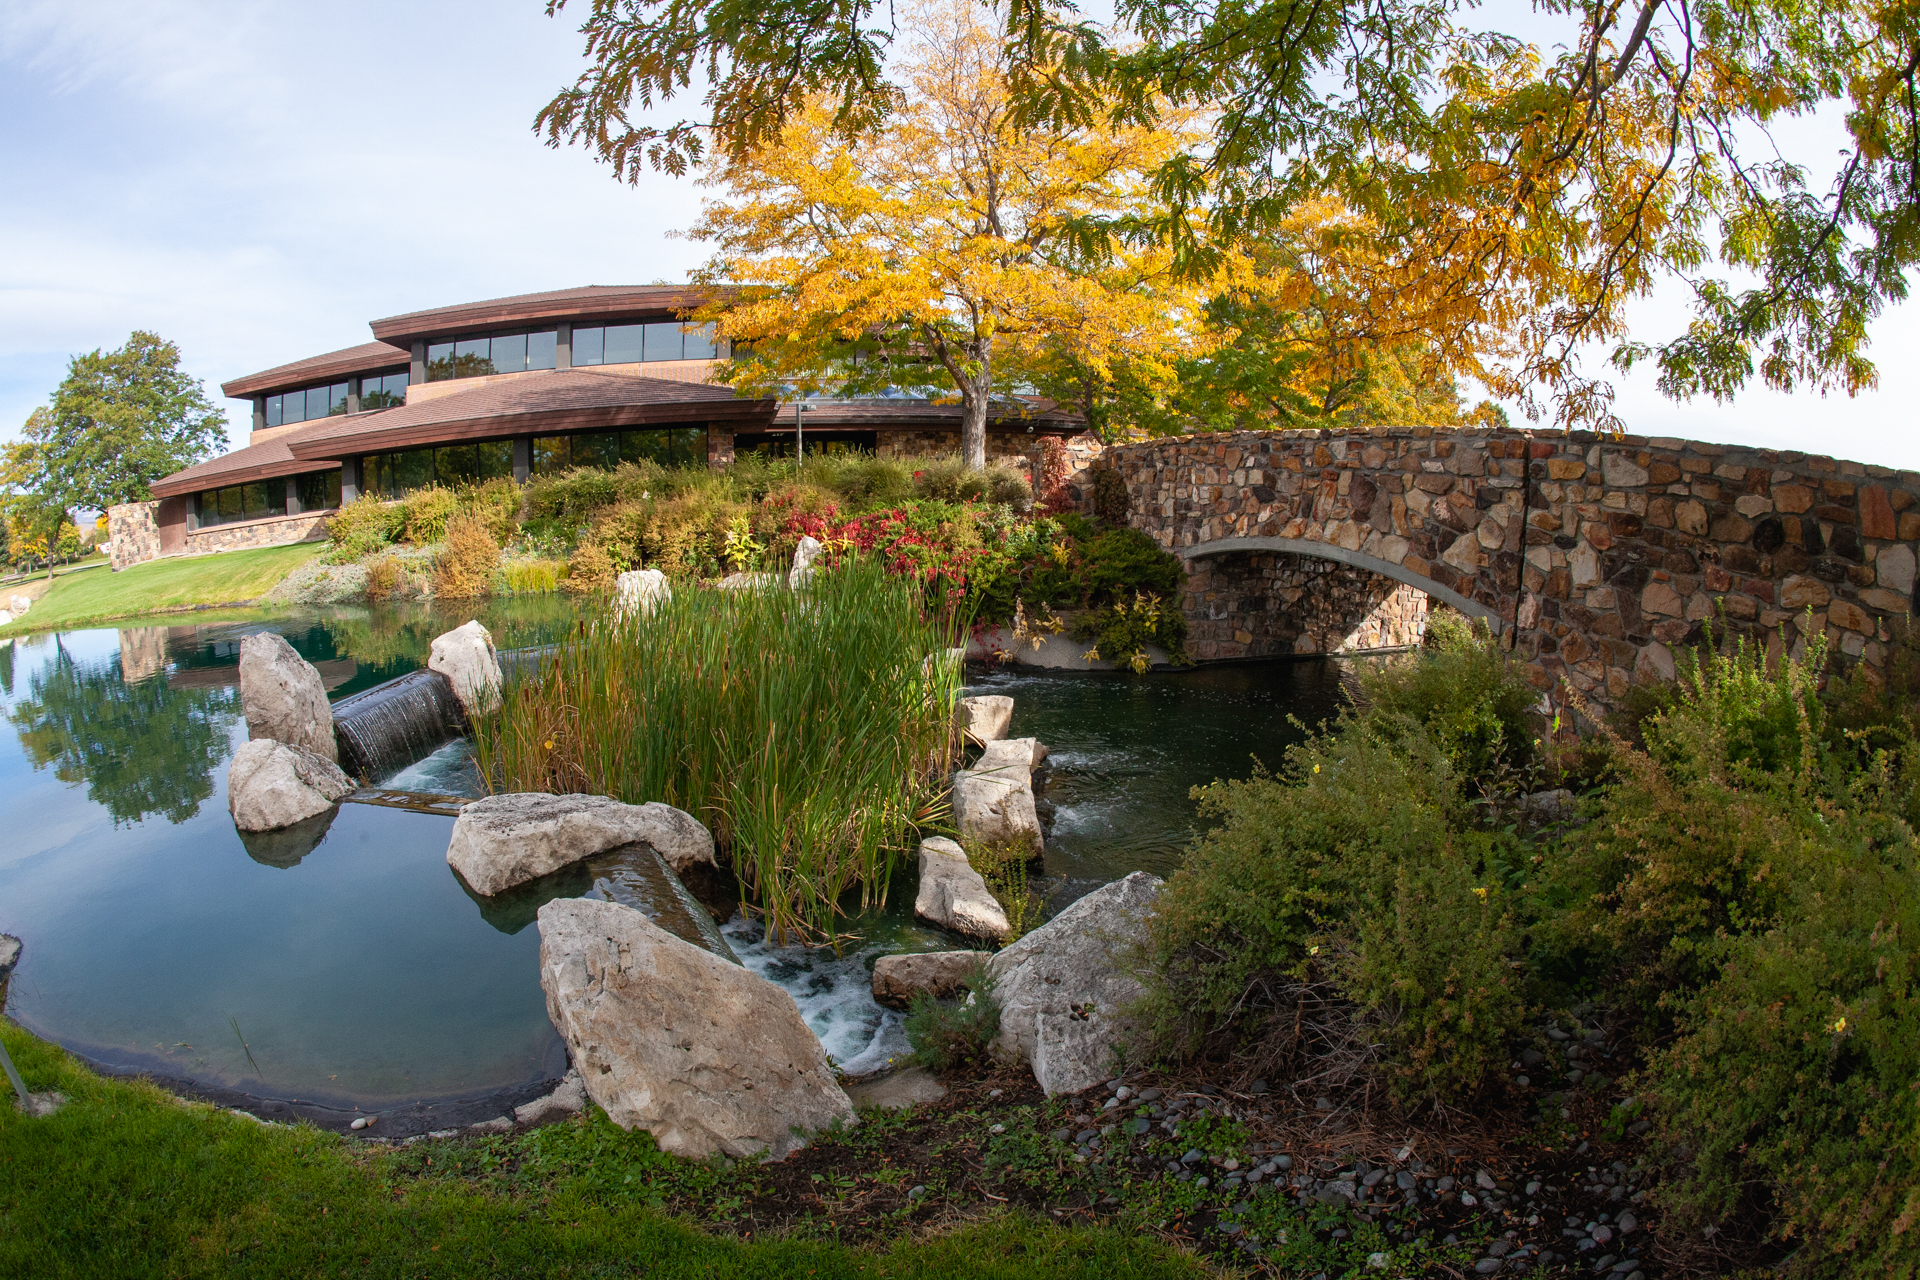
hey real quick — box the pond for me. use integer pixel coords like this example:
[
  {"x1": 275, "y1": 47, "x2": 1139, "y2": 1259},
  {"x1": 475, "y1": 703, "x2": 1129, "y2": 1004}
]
[{"x1": 0, "y1": 601, "x2": 1353, "y2": 1117}]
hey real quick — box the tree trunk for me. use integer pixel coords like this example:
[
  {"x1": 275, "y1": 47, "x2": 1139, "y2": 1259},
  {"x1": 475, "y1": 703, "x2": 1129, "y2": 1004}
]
[{"x1": 959, "y1": 373, "x2": 989, "y2": 471}]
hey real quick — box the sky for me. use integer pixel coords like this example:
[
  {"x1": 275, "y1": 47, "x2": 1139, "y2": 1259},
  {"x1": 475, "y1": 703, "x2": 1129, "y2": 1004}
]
[{"x1": 2, "y1": 0, "x2": 1916, "y2": 471}]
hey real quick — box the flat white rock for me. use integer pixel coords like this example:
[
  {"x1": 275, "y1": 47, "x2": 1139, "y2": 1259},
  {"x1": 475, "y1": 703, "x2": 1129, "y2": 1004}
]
[
  {"x1": 913, "y1": 837, "x2": 1009, "y2": 940},
  {"x1": 987, "y1": 870, "x2": 1163, "y2": 1095},
  {"x1": 871, "y1": 949, "x2": 994, "y2": 1009},
  {"x1": 953, "y1": 738, "x2": 1045, "y2": 853},
  {"x1": 960, "y1": 695, "x2": 1014, "y2": 745},
  {"x1": 614, "y1": 568, "x2": 672, "y2": 618},
  {"x1": 227, "y1": 739, "x2": 354, "y2": 832},
  {"x1": 238, "y1": 632, "x2": 337, "y2": 761},
  {"x1": 447, "y1": 792, "x2": 715, "y2": 896},
  {"x1": 538, "y1": 898, "x2": 856, "y2": 1160}
]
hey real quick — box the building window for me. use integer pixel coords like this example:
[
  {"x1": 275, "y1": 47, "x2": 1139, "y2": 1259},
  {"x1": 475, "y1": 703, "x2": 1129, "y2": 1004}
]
[
  {"x1": 360, "y1": 371, "x2": 409, "y2": 410},
  {"x1": 571, "y1": 322, "x2": 717, "y2": 366},
  {"x1": 265, "y1": 381, "x2": 351, "y2": 428},
  {"x1": 296, "y1": 469, "x2": 343, "y2": 512},
  {"x1": 532, "y1": 427, "x2": 708, "y2": 474},
  {"x1": 193, "y1": 481, "x2": 287, "y2": 528},
  {"x1": 361, "y1": 440, "x2": 516, "y2": 499},
  {"x1": 425, "y1": 330, "x2": 558, "y2": 382}
]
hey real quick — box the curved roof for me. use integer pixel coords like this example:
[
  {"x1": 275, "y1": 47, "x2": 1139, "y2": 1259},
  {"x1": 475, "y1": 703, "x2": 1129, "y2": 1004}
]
[
  {"x1": 370, "y1": 285, "x2": 715, "y2": 346},
  {"x1": 221, "y1": 341, "x2": 412, "y2": 399},
  {"x1": 285, "y1": 368, "x2": 775, "y2": 459}
]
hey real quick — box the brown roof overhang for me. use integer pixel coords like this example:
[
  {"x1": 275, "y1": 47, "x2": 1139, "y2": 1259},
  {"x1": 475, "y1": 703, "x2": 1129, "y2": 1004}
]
[
  {"x1": 149, "y1": 432, "x2": 343, "y2": 499},
  {"x1": 222, "y1": 341, "x2": 413, "y2": 399},
  {"x1": 284, "y1": 369, "x2": 776, "y2": 460},
  {"x1": 369, "y1": 285, "x2": 726, "y2": 347}
]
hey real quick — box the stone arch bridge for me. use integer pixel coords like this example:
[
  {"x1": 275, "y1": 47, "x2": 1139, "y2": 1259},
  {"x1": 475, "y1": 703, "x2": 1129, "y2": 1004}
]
[{"x1": 1089, "y1": 427, "x2": 1920, "y2": 711}]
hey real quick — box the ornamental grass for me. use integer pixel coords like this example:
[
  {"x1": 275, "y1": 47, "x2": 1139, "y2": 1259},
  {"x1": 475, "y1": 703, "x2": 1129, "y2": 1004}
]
[{"x1": 471, "y1": 555, "x2": 964, "y2": 945}]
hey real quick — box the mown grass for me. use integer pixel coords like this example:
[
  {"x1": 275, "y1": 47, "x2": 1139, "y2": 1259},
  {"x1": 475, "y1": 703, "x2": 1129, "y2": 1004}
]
[
  {"x1": 0, "y1": 543, "x2": 323, "y2": 636},
  {"x1": 0, "y1": 1022, "x2": 1213, "y2": 1279},
  {"x1": 473, "y1": 556, "x2": 963, "y2": 944}
]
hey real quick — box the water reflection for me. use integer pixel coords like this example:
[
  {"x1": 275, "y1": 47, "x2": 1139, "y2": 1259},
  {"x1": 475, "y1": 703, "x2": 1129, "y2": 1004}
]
[{"x1": 10, "y1": 640, "x2": 239, "y2": 826}]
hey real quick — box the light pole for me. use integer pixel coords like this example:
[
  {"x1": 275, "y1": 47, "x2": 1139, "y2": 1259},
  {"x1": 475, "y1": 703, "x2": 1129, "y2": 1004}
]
[{"x1": 794, "y1": 399, "x2": 814, "y2": 460}]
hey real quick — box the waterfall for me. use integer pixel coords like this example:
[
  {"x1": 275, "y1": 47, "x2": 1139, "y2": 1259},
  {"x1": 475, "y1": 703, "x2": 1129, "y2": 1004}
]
[{"x1": 332, "y1": 670, "x2": 466, "y2": 783}]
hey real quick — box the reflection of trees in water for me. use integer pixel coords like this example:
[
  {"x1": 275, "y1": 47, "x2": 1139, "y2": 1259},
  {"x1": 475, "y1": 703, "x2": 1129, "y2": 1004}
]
[
  {"x1": 0, "y1": 639, "x2": 13, "y2": 696},
  {"x1": 9, "y1": 641, "x2": 238, "y2": 825}
]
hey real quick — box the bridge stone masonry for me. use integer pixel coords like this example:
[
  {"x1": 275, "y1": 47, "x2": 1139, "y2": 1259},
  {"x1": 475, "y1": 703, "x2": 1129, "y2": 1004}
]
[{"x1": 1088, "y1": 426, "x2": 1920, "y2": 713}]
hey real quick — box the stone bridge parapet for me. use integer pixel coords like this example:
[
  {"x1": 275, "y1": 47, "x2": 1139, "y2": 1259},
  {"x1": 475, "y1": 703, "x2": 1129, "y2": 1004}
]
[{"x1": 1096, "y1": 427, "x2": 1920, "y2": 709}]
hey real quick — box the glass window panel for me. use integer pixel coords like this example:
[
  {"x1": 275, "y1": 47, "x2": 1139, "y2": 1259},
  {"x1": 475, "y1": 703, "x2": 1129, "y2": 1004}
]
[
  {"x1": 670, "y1": 426, "x2": 708, "y2": 467},
  {"x1": 572, "y1": 327, "x2": 604, "y2": 366},
  {"x1": 526, "y1": 331, "x2": 556, "y2": 370},
  {"x1": 476, "y1": 440, "x2": 513, "y2": 480},
  {"x1": 452, "y1": 338, "x2": 495, "y2": 379},
  {"x1": 681, "y1": 323, "x2": 718, "y2": 360},
  {"x1": 533, "y1": 436, "x2": 569, "y2": 474},
  {"x1": 435, "y1": 444, "x2": 478, "y2": 486},
  {"x1": 392, "y1": 448, "x2": 434, "y2": 496},
  {"x1": 642, "y1": 322, "x2": 683, "y2": 361},
  {"x1": 324, "y1": 468, "x2": 342, "y2": 508},
  {"x1": 218, "y1": 487, "x2": 242, "y2": 518},
  {"x1": 266, "y1": 395, "x2": 283, "y2": 427},
  {"x1": 371, "y1": 454, "x2": 394, "y2": 499},
  {"x1": 604, "y1": 324, "x2": 644, "y2": 365},
  {"x1": 284, "y1": 393, "x2": 307, "y2": 426},
  {"x1": 328, "y1": 382, "x2": 351, "y2": 415},
  {"x1": 427, "y1": 342, "x2": 456, "y2": 382},
  {"x1": 489, "y1": 333, "x2": 527, "y2": 374},
  {"x1": 360, "y1": 372, "x2": 406, "y2": 410},
  {"x1": 572, "y1": 431, "x2": 620, "y2": 471},
  {"x1": 620, "y1": 430, "x2": 662, "y2": 466}
]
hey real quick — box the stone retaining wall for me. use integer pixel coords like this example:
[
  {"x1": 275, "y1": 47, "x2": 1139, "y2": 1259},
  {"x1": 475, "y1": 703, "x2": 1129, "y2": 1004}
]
[
  {"x1": 107, "y1": 501, "x2": 162, "y2": 571},
  {"x1": 185, "y1": 511, "x2": 331, "y2": 555},
  {"x1": 1096, "y1": 427, "x2": 1920, "y2": 714}
]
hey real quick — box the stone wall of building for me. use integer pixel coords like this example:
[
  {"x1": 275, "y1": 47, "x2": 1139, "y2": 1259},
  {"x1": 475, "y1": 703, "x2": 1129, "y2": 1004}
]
[
  {"x1": 1185, "y1": 551, "x2": 1430, "y2": 659},
  {"x1": 1094, "y1": 427, "x2": 1920, "y2": 715},
  {"x1": 184, "y1": 511, "x2": 331, "y2": 556},
  {"x1": 107, "y1": 501, "x2": 162, "y2": 571}
]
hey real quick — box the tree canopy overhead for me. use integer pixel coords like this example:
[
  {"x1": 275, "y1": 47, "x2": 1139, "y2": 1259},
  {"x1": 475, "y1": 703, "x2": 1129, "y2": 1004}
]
[{"x1": 540, "y1": 0, "x2": 1920, "y2": 431}]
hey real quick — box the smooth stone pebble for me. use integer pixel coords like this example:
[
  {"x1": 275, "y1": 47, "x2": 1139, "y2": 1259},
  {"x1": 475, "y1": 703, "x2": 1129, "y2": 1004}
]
[
  {"x1": 1617, "y1": 1212, "x2": 1638, "y2": 1233},
  {"x1": 989, "y1": 1123, "x2": 1005, "y2": 1134},
  {"x1": 908, "y1": 1185, "x2": 927, "y2": 1199},
  {"x1": 1475, "y1": 1259, "x2": 1503, "y2": 1275},
  {"x1": 349, "y1": 1117, "x2": 370, "y2": 1130},
  {"x1": 1051, "y1": 1128, "x2": 1072, "y2": 1141}
]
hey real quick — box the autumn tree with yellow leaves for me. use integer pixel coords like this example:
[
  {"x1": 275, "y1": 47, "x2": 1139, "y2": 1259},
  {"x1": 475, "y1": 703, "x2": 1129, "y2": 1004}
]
[{"x1": 687, "y1": 0, "x2": 1218, "y2": 465}]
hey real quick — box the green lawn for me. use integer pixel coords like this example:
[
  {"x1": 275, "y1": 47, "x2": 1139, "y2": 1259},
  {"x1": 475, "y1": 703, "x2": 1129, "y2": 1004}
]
[
  {"x1": 0, "y1": 543, "x2": 323, "y2": 636},
  {"x1": 0, "y1": 1024, "x2": 1211, "y2": 1279}
]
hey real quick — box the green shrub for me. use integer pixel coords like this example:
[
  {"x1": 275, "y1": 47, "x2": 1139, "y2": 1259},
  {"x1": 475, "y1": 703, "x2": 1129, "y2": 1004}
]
[
  {"x1": 364, "y1": 555, "x2": 402, "y2": 601},
  {"x1": 1358, "y1": 615, "x2": 1540, "y2": 792},
  {"x1": 500, "y1": 558, "x2": 566, "y2": 594},
  {"x1": 400, "y1": 485, "x2": 461, "y2": 545},
  {"x1": 1074, "y1": 591, "x2": 1188, "y2": 670},
  {"x1": 966, "y1": 838, "x2": 1042, "y2": 941},
  {"x1": 1642, "y1": 796, "x2": 1920, "y2": 1275},
  {"x1": 904, "y1": 961, "x2": 1002, "y2": 1072},
  {"x1": 325, "y1": 495, "x2": 403, "y2": 562}
]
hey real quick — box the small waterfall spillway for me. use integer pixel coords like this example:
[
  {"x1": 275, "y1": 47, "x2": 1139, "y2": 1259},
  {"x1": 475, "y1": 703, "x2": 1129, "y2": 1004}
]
[{"x1": 332, "y1": 670, "x2": 467, "y2": 783}]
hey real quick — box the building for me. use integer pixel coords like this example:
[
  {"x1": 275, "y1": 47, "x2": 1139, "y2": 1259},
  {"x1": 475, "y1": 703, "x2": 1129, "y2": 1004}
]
[{"x1": 124, "y1": 285, "x2": 1084, "y2": 567}]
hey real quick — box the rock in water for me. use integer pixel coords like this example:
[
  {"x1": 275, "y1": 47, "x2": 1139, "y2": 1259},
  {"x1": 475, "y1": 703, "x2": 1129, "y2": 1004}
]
[
  {"x1": 987, "y1": 871, "x2": 1163, "y2": 1095},
  {"x1": 871, "y1": 949, "x2": 994, "y2": 1009},
  {"x1": 428, "y1": 620, "x2": 502, "y2": 719},
  {"x1": 913, "y1": 838, "x2": 1010, "y2": 940},
  {"x1": 227, "y1": 739, "x2": 355, "y2": 832},
  {"x1": 953, "y1": 737, "x2": 1045, "y2": 853},
  {"x1": 448, "y1": 792, "x2": 716, "y2": 896},
  {"x1": 961, "y1": 695, "x2": 1014, "y2": 745},
  {"x1": 537, "y1": 898, "x2": 855, "y2": 1159},
  {"x1": 788, "y1": 535, "x2": 824, "y2": 589},
  {"x1": 238, "y1": 632, "x2": 336, "y2": 762},
  {"x1": 614, "y1": 568, "x2": 672, "y2": 618}
]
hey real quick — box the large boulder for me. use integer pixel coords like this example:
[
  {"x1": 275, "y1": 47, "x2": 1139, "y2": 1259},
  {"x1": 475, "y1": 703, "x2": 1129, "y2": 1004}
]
[
  {"x1": 953, "y1": 738, "x2": 1045, "y2": 853},
  {"x1": 913, "y1": 837, "x2": 1009, "y2": 940},
  {"x1": 227, "y1": 738, "x2": 355, "y2": 832},
  {"x1": 238, "y1": 632, "x2": 336, "y2": 761},
  {"x1": 537, "y1": 898, "x2": 855, "y2": 1159},
  {"x1": 987, "y1": 871, "x2": 1163, "y2": 1095},
  {"x1": 428, "y1": 620, "x2": 502, "y2": 719},
  {"x1": 788, "y1": 536, "x2": 825, "y2": 589},
  {"x1": 448, "y1": 792, "x2": 715, "y2": 896},
  {"x1": 871, "y1": 949, "x2": 994, "y2": 1010},
  {"x1": 614, "y1": 569, "x2": 672, "y2": 618},
  {"x1": 961, "y1": 695, "x2": 1014, "y2": 745}
]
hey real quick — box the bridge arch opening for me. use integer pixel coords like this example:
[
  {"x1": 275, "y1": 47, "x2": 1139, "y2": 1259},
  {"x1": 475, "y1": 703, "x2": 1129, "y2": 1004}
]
[{"x1": 1181, "y1": 536, "x2": 1500, "y2": 662}]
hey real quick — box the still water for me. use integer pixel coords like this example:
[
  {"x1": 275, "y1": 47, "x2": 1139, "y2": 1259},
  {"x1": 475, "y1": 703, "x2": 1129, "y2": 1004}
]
[{"x1": 0, "y1": 603, "x2": 1351, "y2": 1108}]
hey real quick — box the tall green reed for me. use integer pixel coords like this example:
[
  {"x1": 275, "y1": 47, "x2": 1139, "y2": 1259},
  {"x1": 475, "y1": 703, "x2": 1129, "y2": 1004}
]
[{"x1": 470, "y1": 556, "x2": 964, "y2": 945}]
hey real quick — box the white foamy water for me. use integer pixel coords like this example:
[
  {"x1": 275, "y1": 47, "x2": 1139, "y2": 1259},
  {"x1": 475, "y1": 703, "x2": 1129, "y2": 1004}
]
[
  {"x1": 721, "y1": 915, "x2": 917, "y2": 1077},
  {"x1": 381, "y1": 738, "x2": 483, "y2": 796}
]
